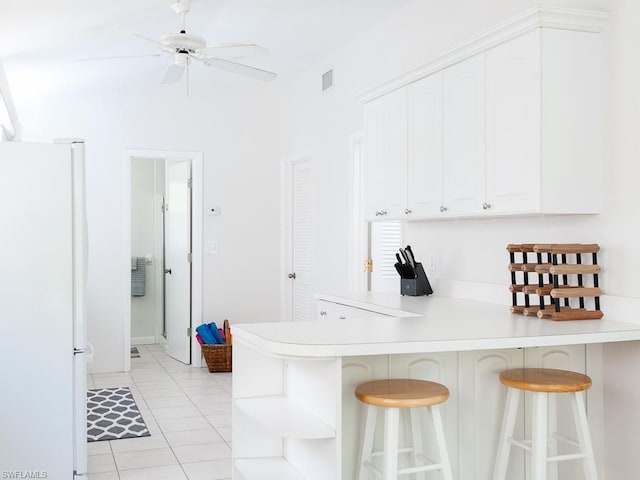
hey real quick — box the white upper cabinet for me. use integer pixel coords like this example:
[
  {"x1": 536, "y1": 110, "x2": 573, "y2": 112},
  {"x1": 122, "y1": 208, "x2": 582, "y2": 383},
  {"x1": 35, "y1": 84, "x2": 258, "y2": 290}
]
[
  {"x1": 485, "y1": 29, "x2": 541, "y2": 214},
  {"x1": 363, "y1": 88, "x2": 408, "y2": 220},
  {"x1": 363, "y1": 98, "x2": 384, "y2": 219},
  {"x1": 360, "y1": 7, "x2": 605, "y2": 221},
  {"x1": 407, "y1": 72, "x2": 444, "y2": 217},
  {"x1": 442, "y1": 54, "x2": 486, "y2": 216}
]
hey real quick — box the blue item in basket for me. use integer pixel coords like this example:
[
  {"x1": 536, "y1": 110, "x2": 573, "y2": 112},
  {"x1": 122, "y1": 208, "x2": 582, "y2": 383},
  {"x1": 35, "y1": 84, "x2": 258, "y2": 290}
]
[
  {"x1": 208, "y1": 322, "x2": 226, "y2": 344},
  {"x1": 195, "y1": 324, "x2": 217, "y2": 344}
]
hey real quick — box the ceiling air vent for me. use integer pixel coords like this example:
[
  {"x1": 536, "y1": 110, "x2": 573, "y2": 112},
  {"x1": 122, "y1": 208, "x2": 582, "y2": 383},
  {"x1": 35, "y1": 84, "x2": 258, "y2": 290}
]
[{"x1": 322, "y1": 69, "x2": 333, "y2": 92}]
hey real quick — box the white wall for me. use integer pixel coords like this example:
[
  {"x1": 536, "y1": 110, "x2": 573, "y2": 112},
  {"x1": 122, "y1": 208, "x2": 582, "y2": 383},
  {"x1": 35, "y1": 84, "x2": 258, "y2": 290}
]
[
  {"x1": 11, "y1": 78, "x2": 282, "y2": 373},
  {"x1": 279, "y1": 0, "x2": 640, "y2": 476},
  {"x1": 130, "y1": 157, "x2": 164, "y2": 344}
]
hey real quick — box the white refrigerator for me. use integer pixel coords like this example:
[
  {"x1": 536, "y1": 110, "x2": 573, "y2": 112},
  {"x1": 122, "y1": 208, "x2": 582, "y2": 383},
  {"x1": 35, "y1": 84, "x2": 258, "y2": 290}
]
[{"x1": 0, "y1": 140, "x2": 89, "y2": 479}]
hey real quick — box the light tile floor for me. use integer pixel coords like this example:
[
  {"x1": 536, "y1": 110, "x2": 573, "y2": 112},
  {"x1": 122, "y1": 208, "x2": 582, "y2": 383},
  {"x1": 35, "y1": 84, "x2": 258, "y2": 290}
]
[{"x1": 87, "y1": 345, "x2": 232, "y2": 480}]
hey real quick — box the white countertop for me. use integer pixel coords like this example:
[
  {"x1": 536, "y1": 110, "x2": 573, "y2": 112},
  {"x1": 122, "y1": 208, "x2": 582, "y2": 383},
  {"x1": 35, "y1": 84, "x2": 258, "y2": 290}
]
[{"x1": 232, "y1": 295, "x2": 640, "y2": 358}]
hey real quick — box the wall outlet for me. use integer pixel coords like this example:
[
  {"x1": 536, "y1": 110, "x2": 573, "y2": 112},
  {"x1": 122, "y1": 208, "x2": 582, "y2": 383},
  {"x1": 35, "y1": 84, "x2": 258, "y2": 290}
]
[
  {"x1": 429, "y1": 255, "x2": 438, "y2": 274},
  {"x1": 206, "y1": 241, "x2": 219, "y2": 255}
]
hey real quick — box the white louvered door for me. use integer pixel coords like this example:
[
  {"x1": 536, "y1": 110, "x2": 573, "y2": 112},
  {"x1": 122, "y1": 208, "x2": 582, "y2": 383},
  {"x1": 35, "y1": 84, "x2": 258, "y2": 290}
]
[
  {"x1": 370, "y1": 221, "x2": 402, "y2": 292},
  {"x1": 290, "y1": 161, "x2": 313, "y2": 321}
]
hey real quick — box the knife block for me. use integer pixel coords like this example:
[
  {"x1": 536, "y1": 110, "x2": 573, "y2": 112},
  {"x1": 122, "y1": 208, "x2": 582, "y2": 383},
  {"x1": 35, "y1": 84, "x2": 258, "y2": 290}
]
[{"x1": 401, "y1": 262, "x2": 433, "y2": 296}]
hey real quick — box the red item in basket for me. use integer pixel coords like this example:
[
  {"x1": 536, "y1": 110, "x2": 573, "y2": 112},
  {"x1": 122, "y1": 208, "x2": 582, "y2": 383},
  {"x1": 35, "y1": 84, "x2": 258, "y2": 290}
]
[
  {"x1": 195, "y1": 333, "x2": 204, "y2": 345},
  {"x1": 218, "y1": 328, "x2": 226, "y2": 343}
]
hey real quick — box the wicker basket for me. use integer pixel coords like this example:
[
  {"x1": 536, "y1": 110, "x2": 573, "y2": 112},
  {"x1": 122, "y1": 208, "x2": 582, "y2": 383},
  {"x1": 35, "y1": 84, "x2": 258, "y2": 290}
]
[{"x1": 201, "y1": 344, "x2": 232, "y2": 372}]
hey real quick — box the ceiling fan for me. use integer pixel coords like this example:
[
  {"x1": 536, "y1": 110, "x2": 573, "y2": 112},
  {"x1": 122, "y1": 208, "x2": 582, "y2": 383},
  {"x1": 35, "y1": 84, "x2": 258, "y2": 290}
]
[{"x1": 85, "y1": 0, "x2": 277, "y2": 84}]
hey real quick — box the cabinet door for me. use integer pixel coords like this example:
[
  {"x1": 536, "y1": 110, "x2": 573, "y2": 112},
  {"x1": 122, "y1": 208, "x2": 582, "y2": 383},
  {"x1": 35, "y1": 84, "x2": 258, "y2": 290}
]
[
  {"x1": 342, "y1": 356, "x2": 388, "y2": 480},
  {"x1": 525, "y1": 345, "x2": 586, "y2": 480},
  {"x1": 381, "y1": 88, "x2": 409, "y2": 218},
  {"x1": 363, "y1": 98, "x2": 385, "y2": 219},
  {"x1": 390, "y1": 353, "x2": 459, "y2": 477},
  {"x1": 407, "y1": 72, "x2": 444, "y2": 217},
  {"x1": 459, "y1": 349, "x2": 525, "y2": 480},
  {"x1": 486, "y1": 30, "x2": 541, "y2": 214},
  {"x1": 442, "y1": 55, "x2": 486, "y2": 216},
  {"x1": 363, "y1": 89, "x2": 408, "y2": 220}
]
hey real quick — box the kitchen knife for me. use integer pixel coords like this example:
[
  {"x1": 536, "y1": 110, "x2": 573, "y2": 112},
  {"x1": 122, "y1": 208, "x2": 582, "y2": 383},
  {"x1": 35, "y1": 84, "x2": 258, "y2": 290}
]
[
  {"x1": 396, "y1": 253, "x2": 403, "y2": 265},
  {"x1": 405, "y1": 245, "x2": 416, "y2": 268},
  {"x1": 394, "y1": 262, "x2": 403, "y2": 277},
  {"x1": 399, "y1": 248, "x2": 410, "y2": 265},
  {"x1": 405, "y1": 263, "x2": 416, "y2": 279}
]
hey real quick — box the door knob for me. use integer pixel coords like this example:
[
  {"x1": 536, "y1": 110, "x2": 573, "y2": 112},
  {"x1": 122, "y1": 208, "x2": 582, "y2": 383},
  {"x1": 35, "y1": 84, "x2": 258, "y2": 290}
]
[
  {"x1": 164, "y1": 268, "x2": 172, "y2": 275},
  {"x1": 288, "y1": 272, "x2": 296, "y2": 279}
]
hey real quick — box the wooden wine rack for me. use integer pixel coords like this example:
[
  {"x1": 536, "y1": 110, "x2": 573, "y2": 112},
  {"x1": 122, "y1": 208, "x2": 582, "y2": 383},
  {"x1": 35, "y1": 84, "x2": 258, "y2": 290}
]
[{"x1": 507, "y1": 243, "x2": 603, "y2": 321}]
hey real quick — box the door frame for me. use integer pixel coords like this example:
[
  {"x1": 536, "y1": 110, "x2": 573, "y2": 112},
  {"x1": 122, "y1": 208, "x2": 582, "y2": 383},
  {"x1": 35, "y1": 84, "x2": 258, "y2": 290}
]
[
  {"x1": 123, "y1": 149, "x2": 203, "y2": 371},
  {"x1": 280, "y1": 152, "x2": 311, "y2": 322}
]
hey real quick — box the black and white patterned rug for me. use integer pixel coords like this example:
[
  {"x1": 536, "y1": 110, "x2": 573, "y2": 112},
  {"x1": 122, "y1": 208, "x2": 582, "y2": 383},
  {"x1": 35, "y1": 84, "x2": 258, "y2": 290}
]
[{"x1": 87, "y1": 387, "x2": 151, "y2": 442}]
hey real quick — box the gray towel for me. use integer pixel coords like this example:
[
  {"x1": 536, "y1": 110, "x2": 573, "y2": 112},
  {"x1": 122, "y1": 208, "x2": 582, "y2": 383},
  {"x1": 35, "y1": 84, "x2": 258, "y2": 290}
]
[
  {"x1": 131, "y1": 257, "x2": 146, "y2": 296},
  {"x1": 131, "y1": 257, "x2": 137, "y2": 271}
]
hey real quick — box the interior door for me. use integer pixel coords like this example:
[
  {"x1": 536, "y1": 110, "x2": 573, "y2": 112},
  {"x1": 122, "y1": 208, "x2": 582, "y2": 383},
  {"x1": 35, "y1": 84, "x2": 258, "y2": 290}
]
[
  {"x1": 289, "y1": 161, "x2": 312, "y2": 321},
  {"x1": 164, "y1": 159, "x2": 192, "y2": 364}
]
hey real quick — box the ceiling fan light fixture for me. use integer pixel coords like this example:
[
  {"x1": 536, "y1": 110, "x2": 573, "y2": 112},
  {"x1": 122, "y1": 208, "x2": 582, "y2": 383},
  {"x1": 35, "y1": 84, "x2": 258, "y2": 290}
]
[
  {"x1": 174, "y1": 52, "x2": 189, "y2": 67},
  {"x1": 160, "y1": 33, "x2": 206, "y2": 51}
]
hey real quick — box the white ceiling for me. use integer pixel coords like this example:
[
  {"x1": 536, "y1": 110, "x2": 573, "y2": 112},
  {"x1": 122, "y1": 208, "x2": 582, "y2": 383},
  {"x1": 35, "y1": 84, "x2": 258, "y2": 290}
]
[{"x1": 0, "y1": 0, "x2": 413, "y2": 91}]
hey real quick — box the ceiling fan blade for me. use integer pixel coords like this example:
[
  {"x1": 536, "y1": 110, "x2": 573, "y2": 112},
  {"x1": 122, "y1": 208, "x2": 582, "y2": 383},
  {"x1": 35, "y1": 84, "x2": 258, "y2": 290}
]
[
  {"x1": 133, "y1": 34, "x2": 175, "y2": 53},
  {"x1": 161, "y1": 63, "x2": 186, "y2": 84},
  {"x1": 197, "y1": 56, "x2": 277, "y2": 81},
  {"x1": 198, "y1": 44, "x2": 269, "y2": 60},
  {"x1": 75, "y1": 53, "x2": 162, "y2": 62}
]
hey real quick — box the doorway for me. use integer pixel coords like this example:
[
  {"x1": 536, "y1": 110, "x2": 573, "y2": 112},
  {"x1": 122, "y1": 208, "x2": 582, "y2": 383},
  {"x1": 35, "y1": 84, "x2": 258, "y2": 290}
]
[
  {"x1": 130, "y1": 158, "x2": 165, "y2": 346},
  {"x1": 124, "y1": 149, "x2": 203, "y2": 371}
]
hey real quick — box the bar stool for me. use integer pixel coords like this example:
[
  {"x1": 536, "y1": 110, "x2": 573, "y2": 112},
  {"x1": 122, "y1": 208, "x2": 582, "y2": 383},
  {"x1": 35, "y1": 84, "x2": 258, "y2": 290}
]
[
  {"x1": 493, "y1": 368, "x2": 598, "y2": 480},
  {"x1": 355, "y1": 379, "x2": 453, "y2": 480}
]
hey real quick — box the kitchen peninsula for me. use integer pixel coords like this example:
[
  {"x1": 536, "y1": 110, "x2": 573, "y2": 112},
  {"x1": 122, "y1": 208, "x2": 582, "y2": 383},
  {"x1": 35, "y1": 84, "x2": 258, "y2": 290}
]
[{"x1": 231, "y1": 294, "x2": 640, "y2": 480}]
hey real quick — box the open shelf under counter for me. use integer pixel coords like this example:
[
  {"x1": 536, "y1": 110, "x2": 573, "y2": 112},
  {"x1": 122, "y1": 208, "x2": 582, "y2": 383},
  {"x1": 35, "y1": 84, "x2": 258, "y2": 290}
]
[
  {"x1": 235, "y1": 395, "x2": 336, "y2": 439},
  {"x1": 235, "y1": 458, "x2": 305, "y2": 480}
]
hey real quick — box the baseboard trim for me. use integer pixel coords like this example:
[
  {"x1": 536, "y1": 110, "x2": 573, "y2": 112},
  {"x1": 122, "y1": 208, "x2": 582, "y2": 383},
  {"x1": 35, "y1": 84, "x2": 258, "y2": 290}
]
[{"x1": 131, "y1": 336, "x2": 156, "y2": 345}]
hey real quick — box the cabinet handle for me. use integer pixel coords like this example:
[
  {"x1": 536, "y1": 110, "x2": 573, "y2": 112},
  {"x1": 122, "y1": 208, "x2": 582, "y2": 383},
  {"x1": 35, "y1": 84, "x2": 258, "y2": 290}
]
[
  {"x1": 338, "y1": 315, "x2": 346, "y2": 320},
  {"x1": 288, "y1": 272, "x2": 296, "y2": 279},
  {"x1": 379, "y1": 210, "x2": 387, "y2": 216},
  {"x1": 319, "y1": 311, "x2": 327, "y2": 316},
  {"x1": 440, "y1": 206, "x2": 447, "y2": 213},
  {"x1": 482, "y1": 202, "x2": 491, "y2": 210},
  {"x1": 404, "y1": 208, "x2": 412, "y2": 215}
]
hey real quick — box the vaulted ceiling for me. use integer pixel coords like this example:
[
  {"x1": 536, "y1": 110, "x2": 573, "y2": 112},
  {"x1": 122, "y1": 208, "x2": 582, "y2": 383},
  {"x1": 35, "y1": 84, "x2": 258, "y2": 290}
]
[{"x1": 1, "y1": 0, "x2": 413, "y2": 91}]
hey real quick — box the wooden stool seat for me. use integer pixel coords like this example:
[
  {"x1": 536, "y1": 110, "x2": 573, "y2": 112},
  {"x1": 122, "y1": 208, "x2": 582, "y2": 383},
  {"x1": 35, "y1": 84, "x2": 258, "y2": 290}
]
[
  {"x1": 355, "y1": 379, "x2": 450, "y2": 408},
  {"x1": 500, "y1": 368, "x2": 592, "y2": 393}
]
